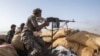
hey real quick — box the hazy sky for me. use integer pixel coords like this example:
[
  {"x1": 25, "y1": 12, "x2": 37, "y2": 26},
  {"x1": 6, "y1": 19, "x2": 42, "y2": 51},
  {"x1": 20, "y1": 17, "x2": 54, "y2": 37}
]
[{"x1": 0, "y1": 0, "x2": 100, "y2": 34}]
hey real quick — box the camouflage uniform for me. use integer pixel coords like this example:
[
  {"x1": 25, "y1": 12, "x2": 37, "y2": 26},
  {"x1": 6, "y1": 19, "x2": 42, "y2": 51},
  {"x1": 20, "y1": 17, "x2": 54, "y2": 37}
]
[
  {"x1": 21, "y1": 15, "x2": 45, "y2": 56},
  {"x1": 6, "y1": 24, "x2": 16, "y2": 44},
  {"x1": 6, "y1": 29, "x2": 15, "y2": 43}
]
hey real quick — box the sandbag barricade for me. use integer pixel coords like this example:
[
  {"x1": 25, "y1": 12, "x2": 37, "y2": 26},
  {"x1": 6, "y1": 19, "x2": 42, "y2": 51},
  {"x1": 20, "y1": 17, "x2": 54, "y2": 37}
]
[
  {"x1": 0, "y1": 43, "x2": 18, "y2": 56},
  {"x1": 77, "y1": 46, "x2": 95, "y2": 56},
  {"x1": 11, "y1": 33, "x2": 24, "y2": 51},
  {"x1": 92, "y1": 36, "x2": 100, "y2": 47},
  {"x1": 40, "y1": 28, "x2": 69, "y2": 43},
  {"x1": 66, "y1": 31, "x2": 99, "y2": 50},
  {"x1": 52, "y1": 38, "x2": 79, "y2": 52}
]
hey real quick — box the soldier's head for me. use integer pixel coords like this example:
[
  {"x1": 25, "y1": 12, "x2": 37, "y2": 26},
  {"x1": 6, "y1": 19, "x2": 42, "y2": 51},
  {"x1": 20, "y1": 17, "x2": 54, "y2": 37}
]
[
  {"x1": 20, "y1": 23, "x2": 25, "y2": 28},
  {"x1": 33, "y1": 8, "x2": 42, "y2": 17},
  {"x1": 11, "y1": 24, "x2": 16, "y2": 30},
  {"x1": 20, "y1": 23, "x2": 25, "y2": 31}
]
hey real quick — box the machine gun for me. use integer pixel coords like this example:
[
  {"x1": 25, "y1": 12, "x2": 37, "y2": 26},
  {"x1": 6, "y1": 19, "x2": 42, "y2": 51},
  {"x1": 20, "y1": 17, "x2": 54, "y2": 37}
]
[
  {"x1": 47, "y1": 17, "x2": 75, "y2": 22},
  {"x1": 46, "y1": 17, "x2": 75, "y2": 28}
]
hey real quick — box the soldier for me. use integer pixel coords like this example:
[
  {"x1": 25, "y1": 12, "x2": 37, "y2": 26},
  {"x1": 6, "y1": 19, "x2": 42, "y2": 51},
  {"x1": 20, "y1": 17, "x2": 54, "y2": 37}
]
[
  {"x1": 19, "y1": 23, "x2": 25, "y2": 32},
  {"x1": 21, "y1": 8, "x2": 49, "y2": 56},
  {"x1": 6, "y1": 24, "x2": 16, "y2": 43},
  {"x1": 15, "y1": 23, "x2": 25, "y2": 34}
]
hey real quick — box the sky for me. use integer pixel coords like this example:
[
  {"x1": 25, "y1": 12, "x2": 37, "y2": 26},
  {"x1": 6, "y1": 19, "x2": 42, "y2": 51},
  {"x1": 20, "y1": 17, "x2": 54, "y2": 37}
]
[{"x1": 0, "y1": 0, "x2": 100, "y2": 34}]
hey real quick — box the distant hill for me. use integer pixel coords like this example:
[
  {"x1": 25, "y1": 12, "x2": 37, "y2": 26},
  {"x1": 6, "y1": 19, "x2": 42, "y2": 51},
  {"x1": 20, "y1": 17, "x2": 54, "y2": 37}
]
[{"x1": 0, "y1": 31, "x2": 7, "y2": 35}]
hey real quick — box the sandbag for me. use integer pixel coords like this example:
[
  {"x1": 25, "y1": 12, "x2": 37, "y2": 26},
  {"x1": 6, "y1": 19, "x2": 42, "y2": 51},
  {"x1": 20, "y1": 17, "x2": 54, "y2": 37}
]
[
  {"x1": 40, "y1": 29, "x2": 57, "y2": 37},
  {"x1": 92, "y1": 37, "x2": 100, "y2": 47},
  {"x1": 66, "y1": 31, "x2": 98, "y2": 50},
  {"x1": 42, "y1": 37, "x2": 52, "y2": 43},
  {"x1": 11, "y1": 33, "x2": 24, "y2": 51},
  {"x1": 52, "y1": 38, "x2": 79, "y2": 52},
  {"x1": 0, "y1": 43, "x2": 18, "y2": 56},
  {"x1": 42, "y1": 36, "x2": 64, "y2": 43},
  {"x1": 40, "y1": 28, "x2": 69, "y2": 40},
  {"x1": 41, "y1": 28, "x2": 73, "y2": 43},
  {"x1": 53, "y1": 28, "x2": 67, "y2": 40},
  {"x1": 77, "y1": 46, "x2": 95, "y2": 56},
  {"x1": 41, "y1": 28, "x2": 68, "y2": 36}
]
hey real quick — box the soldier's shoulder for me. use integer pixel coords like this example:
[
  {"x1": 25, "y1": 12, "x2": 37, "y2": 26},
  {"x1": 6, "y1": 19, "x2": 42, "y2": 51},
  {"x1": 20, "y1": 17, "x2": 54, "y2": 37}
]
[
  {"x1": 27, "y1": 15, "x2": 35, "y2": 21},
  {"x1": 28, "y1": 15, "x2": 35, "y2": 19}
]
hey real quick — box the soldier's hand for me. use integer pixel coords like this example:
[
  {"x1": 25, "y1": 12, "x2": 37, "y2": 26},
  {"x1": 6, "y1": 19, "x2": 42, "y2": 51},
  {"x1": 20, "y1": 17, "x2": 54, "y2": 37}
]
[{"x1": 44, "y1": 20, "x2": 49, "y2": 26}]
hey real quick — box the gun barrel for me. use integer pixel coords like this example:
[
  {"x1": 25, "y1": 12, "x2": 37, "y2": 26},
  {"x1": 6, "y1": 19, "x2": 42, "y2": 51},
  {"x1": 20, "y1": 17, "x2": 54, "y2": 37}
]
[{"x1": 59, "y1": 20, "x2": 75, "y2": 22}]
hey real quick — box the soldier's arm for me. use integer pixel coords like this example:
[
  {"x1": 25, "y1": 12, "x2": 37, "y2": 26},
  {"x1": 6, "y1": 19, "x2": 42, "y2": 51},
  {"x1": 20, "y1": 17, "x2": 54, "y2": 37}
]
[
  {"x1": 27, "y1": 17, "x2": 49, "y2": 31},
  {"x1": 35, "y1": 21, "x2": 49, "y2": 31}
]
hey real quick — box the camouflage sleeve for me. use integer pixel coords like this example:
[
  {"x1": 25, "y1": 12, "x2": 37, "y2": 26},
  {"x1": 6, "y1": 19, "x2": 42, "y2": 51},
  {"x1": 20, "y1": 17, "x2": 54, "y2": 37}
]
[
  {"x1": 6, "y1": 31, "x2": 12, "y2": 43},
  {"x1": 21, "y1": 31, "x2": 42, "y2": 52}
]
